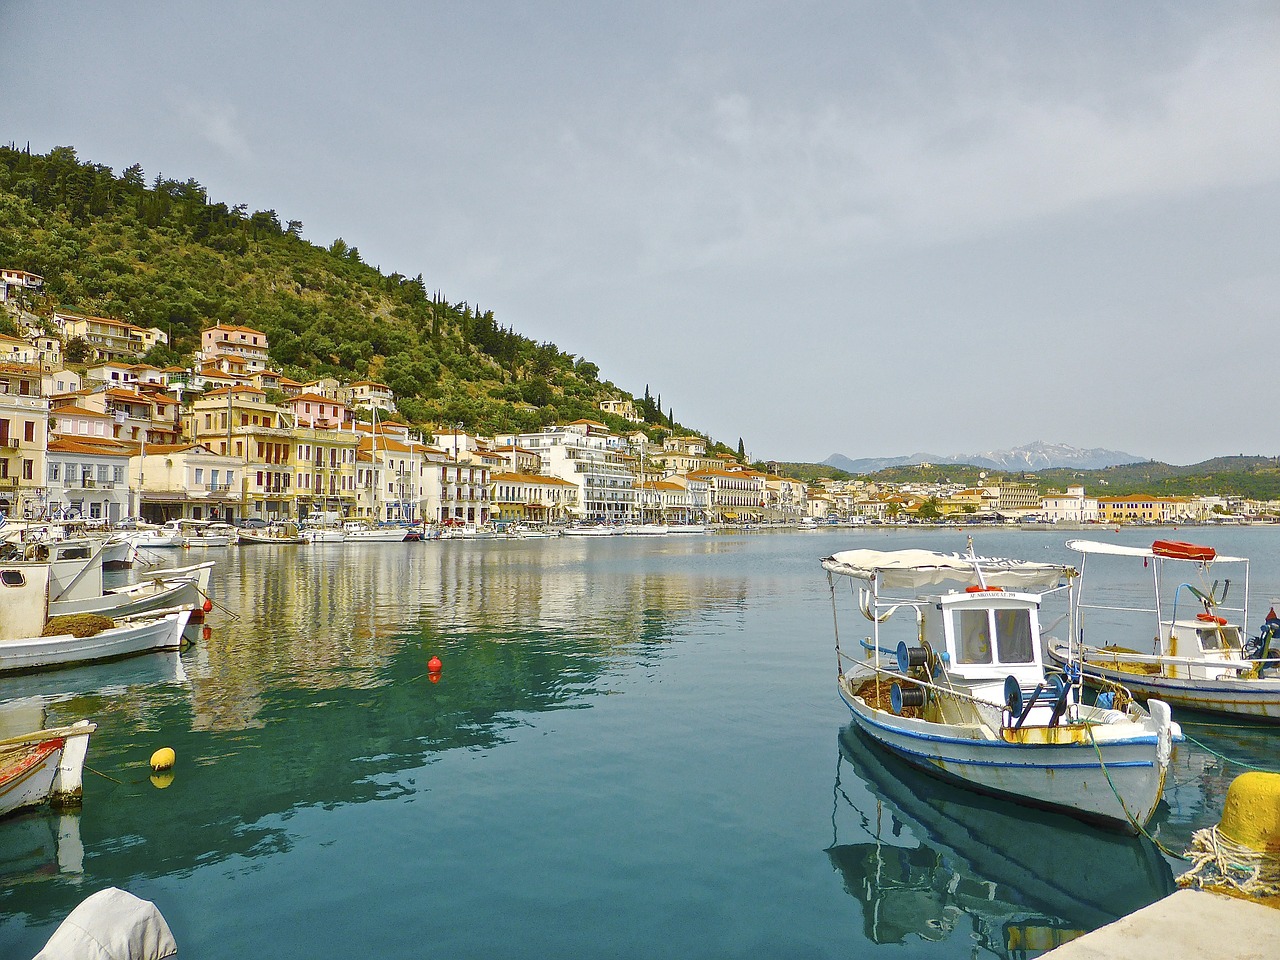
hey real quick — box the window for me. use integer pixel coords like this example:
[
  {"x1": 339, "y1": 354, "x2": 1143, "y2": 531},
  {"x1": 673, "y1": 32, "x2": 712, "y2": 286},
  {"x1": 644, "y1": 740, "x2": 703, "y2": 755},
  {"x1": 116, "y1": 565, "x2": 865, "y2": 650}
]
[
  {"x1": 227, "y1": 470, "x2": 234, "y2": 485},
  {"x1": 994, "y1": 609, "x2": 1034, "y2": 664},
  {"x1": 211, "y1": 469, "x2": 220, "y2": 487},
  {"x1": 23, "y1": 459, "x2": 33, "y2": 481},
  {"x1": 48, "y1": 462, "x2": 60, "y2": 481},
  {"x1": 195, "y1": 468, "x2": 204, "y2": 485},
  {"x1": 97, "y1": 464, "x2": 109, "y2": 482},
  {"x1": 114, "y1": 466, "x2": 124, "y2": 483},
  {"x1": 23, "y1": 421, "x2": 33, "y2": 442},
  {"x1": 955, "y1": 610, "x2": 993, "y2": 664}
]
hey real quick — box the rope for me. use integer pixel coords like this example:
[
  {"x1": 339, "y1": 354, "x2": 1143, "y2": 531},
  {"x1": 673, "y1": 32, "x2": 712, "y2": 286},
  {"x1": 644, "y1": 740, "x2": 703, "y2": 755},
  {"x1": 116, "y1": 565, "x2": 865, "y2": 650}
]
[
  {"x1": 84, "y1": 764, "x2": 123, "y2": 785},
  {"x1": 1083, "y1": 721, "x2": 1187, "y2": 860},
  {"x1": 1178, "y1": 825, "x2": 1280, "y2": 897},
  {"x1": 1181, "y1": 733, "x2": 1280, "y2": 774}
]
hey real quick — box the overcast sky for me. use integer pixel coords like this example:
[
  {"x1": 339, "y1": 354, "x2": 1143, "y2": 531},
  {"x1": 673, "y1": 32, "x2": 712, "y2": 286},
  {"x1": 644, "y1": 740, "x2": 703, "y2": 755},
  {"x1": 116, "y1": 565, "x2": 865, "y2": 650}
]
[{"x1": 4, "y1": 2, "x2": 1278, "y2": 465}]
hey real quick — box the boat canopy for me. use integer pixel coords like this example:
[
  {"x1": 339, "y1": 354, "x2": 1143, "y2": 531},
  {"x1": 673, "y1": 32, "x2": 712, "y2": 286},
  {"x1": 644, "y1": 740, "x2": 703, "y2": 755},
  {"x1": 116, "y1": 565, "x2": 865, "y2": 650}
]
[
  {"x1": 1067, "y1": 539, "x2": 1248, "y2": 563},
  {"x1": 821, "y1": 549, "x2": 1073, "y2": 591}
]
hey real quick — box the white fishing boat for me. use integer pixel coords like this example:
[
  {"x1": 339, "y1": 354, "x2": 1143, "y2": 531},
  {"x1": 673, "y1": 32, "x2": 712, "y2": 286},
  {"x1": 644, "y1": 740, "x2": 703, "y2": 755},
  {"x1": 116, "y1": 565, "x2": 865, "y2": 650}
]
[
  {"x1": 438, "y1": 522, "x2": 494, "y2": 540},
  {"x1": 562, "y1": 523, "x2": 616, "y2": 537},
  {"x1": 48, "y1": 559, "x2": 215, "y2": 620},
  {"x1": 0, "y1": 722, "x2": 96, "y2": 818},
  {"x1": 127, "y1": 524, "x2": 185, "y2": 549},
  {"x1": 159, "y1": 519, "x2": 233, "y2": 547},
  {"x1": 620, "y1": 523, "x2": 669, "y2": 536},
  {"x1": 1046, "y1": 538, "x2": 1280, "y2": 722},
  {"x1": 666, "y1": 523, "x2": 707, "y2": 534},
  {"x1": 821, "y1": 546, "x2": 1179, "y2": 833},
  {"x1": 300, "y1": 516, "x2": 346, "y2": 543},
  {"x1": 342, "y1": 521, "x2": 409, "y2": 543},
  {"x1": 0, "y1": 547, "x2": 194, "y2": 673}
]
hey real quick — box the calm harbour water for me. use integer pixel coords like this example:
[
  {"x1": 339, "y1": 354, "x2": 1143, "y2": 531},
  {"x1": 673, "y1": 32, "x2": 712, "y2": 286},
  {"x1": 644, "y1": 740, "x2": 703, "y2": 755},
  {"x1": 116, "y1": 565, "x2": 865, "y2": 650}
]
[{"x1": 0, "y1": 527, "x2": 1275, "y2": 959}]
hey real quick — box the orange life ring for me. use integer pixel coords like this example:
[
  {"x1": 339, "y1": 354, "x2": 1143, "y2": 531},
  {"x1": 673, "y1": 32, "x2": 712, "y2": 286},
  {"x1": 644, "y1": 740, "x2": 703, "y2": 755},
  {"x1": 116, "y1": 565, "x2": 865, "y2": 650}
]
[
  {"x1": 965, "y1": 585, "x2": 1003, "y2": 593},
  {"x1": 1195, "y1": 612, "x2": 1227, "y2": 625}
]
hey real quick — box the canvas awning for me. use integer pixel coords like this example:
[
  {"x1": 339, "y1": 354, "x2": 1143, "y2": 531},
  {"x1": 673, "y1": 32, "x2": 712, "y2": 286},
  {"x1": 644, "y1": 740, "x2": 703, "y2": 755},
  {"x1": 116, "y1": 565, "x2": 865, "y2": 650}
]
[{"x1": 822, "y1": 548, "x2": 1073, "y2": 591}]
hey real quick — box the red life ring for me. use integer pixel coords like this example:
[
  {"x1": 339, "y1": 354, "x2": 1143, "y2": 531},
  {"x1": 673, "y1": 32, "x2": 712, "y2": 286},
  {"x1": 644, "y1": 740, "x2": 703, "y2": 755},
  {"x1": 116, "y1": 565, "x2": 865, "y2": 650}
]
[
  {"x1": 965, "y1": 585, "x2": 1003, "y2": 593},
  {"x1": 1195, "y1": 612, "x2": 1227, "y2": 625}
]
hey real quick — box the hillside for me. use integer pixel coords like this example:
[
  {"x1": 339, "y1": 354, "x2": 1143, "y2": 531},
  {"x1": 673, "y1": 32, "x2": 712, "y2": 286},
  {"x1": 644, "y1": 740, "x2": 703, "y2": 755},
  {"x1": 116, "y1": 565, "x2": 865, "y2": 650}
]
[
  {"x1": 0, "y1": 144, "x2": 715, "y2": 449},
  {"x1": 859, "y1": 456, "x2": 1280, "y2": 500}
]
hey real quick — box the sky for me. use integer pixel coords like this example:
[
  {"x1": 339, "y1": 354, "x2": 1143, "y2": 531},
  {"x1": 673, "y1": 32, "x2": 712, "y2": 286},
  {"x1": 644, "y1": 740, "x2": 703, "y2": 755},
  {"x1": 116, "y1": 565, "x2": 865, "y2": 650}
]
[{"x1": 3, "y1": 1, "x2": 1278, "y2": 466}]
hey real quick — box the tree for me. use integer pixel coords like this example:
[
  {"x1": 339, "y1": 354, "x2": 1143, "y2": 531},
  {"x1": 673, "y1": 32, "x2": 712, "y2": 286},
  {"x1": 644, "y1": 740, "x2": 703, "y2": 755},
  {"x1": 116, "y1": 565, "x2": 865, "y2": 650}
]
[
  {"x1": 737, "y1": 438, "x2": 746, "y2": 461},
  {"x1": 65, "y1": 336, "x2": 90, "y2": 363}
]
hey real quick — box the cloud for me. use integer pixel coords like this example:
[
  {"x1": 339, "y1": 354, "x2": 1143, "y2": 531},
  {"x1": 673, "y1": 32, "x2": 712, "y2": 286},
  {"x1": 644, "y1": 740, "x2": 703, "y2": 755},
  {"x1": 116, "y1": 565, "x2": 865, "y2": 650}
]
[
  {"x1": 168, "y1": 91, "x2": 253, "y2": 164},
  {"x1": 528, "y1": 15, "x2": 1280, "y2": 277}
]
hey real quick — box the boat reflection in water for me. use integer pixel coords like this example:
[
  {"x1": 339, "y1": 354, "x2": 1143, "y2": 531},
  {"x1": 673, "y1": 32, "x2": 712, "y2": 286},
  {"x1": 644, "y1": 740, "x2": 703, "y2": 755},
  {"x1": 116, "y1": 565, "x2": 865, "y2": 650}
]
[{"x1": 828, "y1": 725, "x2": 1175, "y2": 958}]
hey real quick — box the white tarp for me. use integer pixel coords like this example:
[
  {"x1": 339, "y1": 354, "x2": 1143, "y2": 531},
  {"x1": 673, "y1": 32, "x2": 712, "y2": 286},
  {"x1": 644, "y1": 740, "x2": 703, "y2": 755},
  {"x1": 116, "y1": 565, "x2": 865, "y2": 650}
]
[
  {"x1": 1067, "y1": 539, "x2": 1248, "y2": 563},
  {"x1": 821, "y1": 548, "x2": 1072, "y2": 591},
  {"x1": 34, "y1": 887, "x2": 177, "y2": 960}
]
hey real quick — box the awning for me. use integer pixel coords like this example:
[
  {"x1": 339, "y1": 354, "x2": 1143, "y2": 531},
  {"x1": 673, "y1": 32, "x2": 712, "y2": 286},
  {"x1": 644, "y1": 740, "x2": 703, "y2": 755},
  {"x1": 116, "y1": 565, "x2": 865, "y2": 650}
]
[{"x1": 822, "y1": 548, "x2": 1073, "y2": 591}]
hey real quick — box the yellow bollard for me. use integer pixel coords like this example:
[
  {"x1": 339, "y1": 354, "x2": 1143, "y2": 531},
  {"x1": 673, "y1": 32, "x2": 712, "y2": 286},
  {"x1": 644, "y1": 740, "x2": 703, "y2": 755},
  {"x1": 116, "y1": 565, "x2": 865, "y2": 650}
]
[{"x1": 1217, "y1": 771, "x2": 1280, "y2": 853}]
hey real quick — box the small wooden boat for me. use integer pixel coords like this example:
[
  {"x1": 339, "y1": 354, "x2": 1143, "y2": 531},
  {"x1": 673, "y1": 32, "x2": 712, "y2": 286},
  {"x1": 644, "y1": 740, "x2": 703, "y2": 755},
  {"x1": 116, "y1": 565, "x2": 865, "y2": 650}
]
[
  {"x1": 1047, "y1": 539, "x2": 1280, "y2": 721},
  {"x1": 822, "y1": 547, "x2": 1179, "y2": 832},
  {"x1": 236, "y1": 521, "x2": 305, "y2": 545},
  {"x1": 342, "y1": 521, "x2": 409, "y2": 543},
  {"x1": 0, "y1": 721, "x2": 96, "y2": 818}
]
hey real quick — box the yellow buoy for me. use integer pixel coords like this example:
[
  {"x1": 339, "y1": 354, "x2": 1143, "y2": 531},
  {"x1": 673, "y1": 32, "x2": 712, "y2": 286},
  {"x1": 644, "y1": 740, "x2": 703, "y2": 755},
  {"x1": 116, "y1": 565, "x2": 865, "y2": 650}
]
[
  {"x1": 150, "y1": 747, "x2": 176, "y2": 772},
  {"x1": 1218, "y1": 771, "x2": 1280, "y2": 853}
]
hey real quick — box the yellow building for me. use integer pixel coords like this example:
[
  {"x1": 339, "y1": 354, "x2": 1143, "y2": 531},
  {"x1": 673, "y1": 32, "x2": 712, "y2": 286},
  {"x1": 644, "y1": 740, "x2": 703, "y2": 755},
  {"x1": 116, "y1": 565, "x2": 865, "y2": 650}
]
[
  {"x1": 55, "y1": 310, "x2": 167, "y2": 362},
  {"x1": 1096, "y1": 496, "x2": 1175, "y2": 524},
  {"x1": 187, "y1": 385, "x2": 297, "y2": 520}
]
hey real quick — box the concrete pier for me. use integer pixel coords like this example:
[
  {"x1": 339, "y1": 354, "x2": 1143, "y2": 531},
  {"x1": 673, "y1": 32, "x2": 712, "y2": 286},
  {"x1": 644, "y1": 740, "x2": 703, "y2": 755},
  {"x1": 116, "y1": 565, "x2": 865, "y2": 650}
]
[{"x1": 1043, "y1": 889, "x2": 1279, "y2": 959}]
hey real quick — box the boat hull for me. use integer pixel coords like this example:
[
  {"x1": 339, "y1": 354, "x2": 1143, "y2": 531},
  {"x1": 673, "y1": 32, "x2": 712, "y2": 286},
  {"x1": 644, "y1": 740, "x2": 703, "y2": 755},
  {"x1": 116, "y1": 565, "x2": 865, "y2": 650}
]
[
  {"x1": 838, "y1": 675, "x2": 1173, "y2": 832},
  {"x1": 0, "y1": 722, "x2": 94, "y2": 818},
  {"x1": 0, "y1": 612, "x2": 192, "y2": 674},
  {"x1": 1048, "y1": 641, "x2": 1280, "y2": 722},
  {"x1": 344, "y1": 530, "x2": 409, "y2": 543}
]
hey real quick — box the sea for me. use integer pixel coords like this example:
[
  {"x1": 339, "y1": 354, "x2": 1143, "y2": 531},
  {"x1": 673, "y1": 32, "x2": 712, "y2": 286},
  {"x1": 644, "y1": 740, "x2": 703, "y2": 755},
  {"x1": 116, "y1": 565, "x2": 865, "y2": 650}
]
[{"x1": 0, "y1": 526, "x2": 1275, "y2": 959}]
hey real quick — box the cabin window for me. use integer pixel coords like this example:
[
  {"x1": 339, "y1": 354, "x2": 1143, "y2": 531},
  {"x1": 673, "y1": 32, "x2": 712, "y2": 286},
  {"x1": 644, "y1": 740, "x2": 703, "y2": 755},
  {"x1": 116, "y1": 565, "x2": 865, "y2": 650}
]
[
  {"x1": 1, "y1": 570, "x2": 25, "y2": 587},
  {"x1": 1198, "y1": 626, "x2": 1241, "y2": 651},
  {"x1": 955, "y1": 609, "x2": 993, "y2": 664},
  {"x1": 995, "y1": 609, "x2": 1035, "y2": 663}
]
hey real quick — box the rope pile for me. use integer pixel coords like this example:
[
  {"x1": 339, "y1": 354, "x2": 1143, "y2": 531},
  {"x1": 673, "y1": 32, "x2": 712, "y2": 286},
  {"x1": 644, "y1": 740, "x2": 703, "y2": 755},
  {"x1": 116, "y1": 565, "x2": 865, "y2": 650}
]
[{"x1": 1177, "y1": 826, "x2": 1280, "y2": 899}]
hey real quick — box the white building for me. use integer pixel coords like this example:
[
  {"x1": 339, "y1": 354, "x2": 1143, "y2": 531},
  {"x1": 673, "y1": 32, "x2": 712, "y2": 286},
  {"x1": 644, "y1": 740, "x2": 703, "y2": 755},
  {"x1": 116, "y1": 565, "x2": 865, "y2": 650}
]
[
  {"x1": 45, "y1": 437, "x2": 131, "y2": 523},
  {"x1": 1041, "y1": 485, "x2": 1099, "y2": 523},
  {"x1": 494, "y1": 422, "x2": 635, "y2": 522}
]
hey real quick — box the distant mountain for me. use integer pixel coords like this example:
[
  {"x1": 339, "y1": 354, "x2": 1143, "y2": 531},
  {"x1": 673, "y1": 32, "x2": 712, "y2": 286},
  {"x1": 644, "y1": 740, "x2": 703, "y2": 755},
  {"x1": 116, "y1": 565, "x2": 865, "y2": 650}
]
[{"x1": 824, "y1": 441, "x2": 1144, "y2": 475}]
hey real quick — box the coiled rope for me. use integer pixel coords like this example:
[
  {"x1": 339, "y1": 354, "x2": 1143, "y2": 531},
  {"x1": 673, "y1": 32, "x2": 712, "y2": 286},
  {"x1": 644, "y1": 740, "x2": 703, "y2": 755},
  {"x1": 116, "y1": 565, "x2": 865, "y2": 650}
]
[{"x1": 1178, "y1": 826, "x2": 1280, "y2": 898}]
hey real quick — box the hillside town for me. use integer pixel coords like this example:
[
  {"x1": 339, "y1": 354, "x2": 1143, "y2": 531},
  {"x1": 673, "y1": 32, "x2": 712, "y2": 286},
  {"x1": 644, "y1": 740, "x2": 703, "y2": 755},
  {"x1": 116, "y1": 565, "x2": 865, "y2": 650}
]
[{"x1": 0, "y1": 267, "x2": 1267, "y2": 529}]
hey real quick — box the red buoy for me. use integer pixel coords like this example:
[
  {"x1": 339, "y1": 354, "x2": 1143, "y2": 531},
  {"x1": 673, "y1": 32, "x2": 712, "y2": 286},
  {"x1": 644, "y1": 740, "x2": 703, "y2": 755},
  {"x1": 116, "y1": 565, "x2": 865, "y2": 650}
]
[
  {"x1": 428, "y1": 656, "x2": 442, "y2": 672},
  {"x1": 202, "y1": 598, "x2": 214, "y2": 612}
]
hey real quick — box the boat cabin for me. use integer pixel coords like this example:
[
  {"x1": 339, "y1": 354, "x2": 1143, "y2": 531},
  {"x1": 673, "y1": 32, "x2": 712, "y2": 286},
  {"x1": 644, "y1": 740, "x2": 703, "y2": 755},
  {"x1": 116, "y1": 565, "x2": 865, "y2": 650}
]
[{"x1": 1159, "y1": 617, "x2": 1247, "y2": 679}]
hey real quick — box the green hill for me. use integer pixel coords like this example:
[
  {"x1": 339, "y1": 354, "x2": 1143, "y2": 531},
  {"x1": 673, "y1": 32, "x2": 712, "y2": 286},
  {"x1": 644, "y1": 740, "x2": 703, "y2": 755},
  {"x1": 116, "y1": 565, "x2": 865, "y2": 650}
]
[
  {"x1": 0, "y1": 144, "x2": 719, "y2": 450},
  {"x1": 860, "y1": 456, "x2": 1280, "y2": 501}
]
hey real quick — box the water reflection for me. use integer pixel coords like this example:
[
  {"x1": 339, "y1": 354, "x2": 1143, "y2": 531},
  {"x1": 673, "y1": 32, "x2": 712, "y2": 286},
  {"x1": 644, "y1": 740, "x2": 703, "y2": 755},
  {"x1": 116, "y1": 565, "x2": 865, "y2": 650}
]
[
  {"x1": 1, "y1": 539, "x2": 748, "y2": 927},
  {"x1": 828, "y1": 725, "x2": 1175, "y2": 957}
]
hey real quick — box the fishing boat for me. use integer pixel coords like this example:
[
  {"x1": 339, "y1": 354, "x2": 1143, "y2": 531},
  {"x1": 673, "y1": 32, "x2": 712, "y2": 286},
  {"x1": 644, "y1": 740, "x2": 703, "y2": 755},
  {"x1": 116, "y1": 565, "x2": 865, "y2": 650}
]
[
  {"x1": 620, "y1": 522, "x2": 669, "y2": 536},
  {"x1": 47, "y1": 558, "x2": 214, "y2": 620},
  {"x1": 666, "y1": 522, "x2": 707, "y2": 534},
  {"x1": 342, "y1": 521, "x2": 409, "y2": 543},
  {"x1": 821, "y1": 546, "x2": 1179, "y2": 832},
  {"x1": 236, "y1": 521, "x2": 305, "y2": 545},
  {"x1": 300, "y1": 516, "x2": 346, "y2": 543},
  {"x1": 0, "y1": 545, "x2": 193, "y2": 673},
  {"x1": 0, "y1": 722, "x2": 96, "y2": 818},
  {"x1": 1046, "y1": 539, "x2": 1280, "y2": 722},
  {"x1": 158, "y1": 519, "x2": 233, "y2": 547},
  {"x1": 562, "y1": 523, "x2": 616, "y2": 537}
]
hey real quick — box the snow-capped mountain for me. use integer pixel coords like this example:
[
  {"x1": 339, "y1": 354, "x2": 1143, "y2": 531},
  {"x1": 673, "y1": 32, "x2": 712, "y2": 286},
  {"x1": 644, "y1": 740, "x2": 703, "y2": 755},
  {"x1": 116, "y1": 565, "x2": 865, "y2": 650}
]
[{"x1": 824, "y1": 441, "x2": 1144, "y2": 475}]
